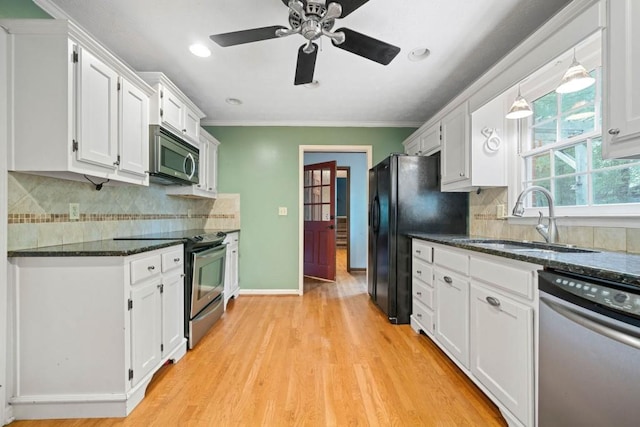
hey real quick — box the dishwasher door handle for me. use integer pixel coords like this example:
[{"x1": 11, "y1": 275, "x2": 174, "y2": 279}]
[{"x1": 540, "y1": 295, "x2": 640, "y2": 351}]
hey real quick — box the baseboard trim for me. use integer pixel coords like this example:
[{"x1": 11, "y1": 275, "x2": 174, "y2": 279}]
[{"x1": 239, "y1": 289, "x2": 302, "y2": 296}]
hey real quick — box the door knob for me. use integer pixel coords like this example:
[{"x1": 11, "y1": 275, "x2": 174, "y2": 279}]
[{"x1": 328, "y1": 225, "x2": 335, "y2": 229}]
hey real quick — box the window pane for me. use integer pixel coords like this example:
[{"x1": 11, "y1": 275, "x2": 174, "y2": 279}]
[
  {"x1": 593, "y1": 165, "x2": 640, "y2": 204},
  {"x1": 322, "y1": 169, "x2": 331, "y2": 185},
  {"x1": 554, "y1": 142, "x2": 588, "y2": 176},
  {"x1": 523, "y1": 181, "x2": 551, "y2": 208},
  {"x1": 592, "y1": 138, "x2": 637, "y2": 169},
  {"x1": 304, "y1": 188, "x2": 312, "y2": 203},
  {"x1": 527, "y1": 153, "x2": 551, "y2": 180},
  {"x1": 322, "y1": 204, "x2": 330, "y2": 221},
  {"x1": 555, "y1": 174, "x2": 588, "y2": 206},
  {"x1": 322, "y1": 186, "x2": 330, "y2": 203},
  {"x1": 304, "y1": 205, "x2": 311, "y2": 221},
  {"x1": 561, "y1": 81, "x2": 596, "y2": 113},
  {"x1": 304, "y1": 170, "x2": 312, "y2": 186},
  {"x1": 531, "y1": 120, "x2": 557, "y2": 148},
  {"x1": 313, "y1": 170, "x2": 321, "y2": 185},
  {"x1": 533, "y1": 92, "x2": 557, "y2": 124},
  {"x1": 313, "y1": 205, "x2": 321, "y2": 221},
  {"x1": 561, "y1": 106, "x2": 595, "y2": 139}
]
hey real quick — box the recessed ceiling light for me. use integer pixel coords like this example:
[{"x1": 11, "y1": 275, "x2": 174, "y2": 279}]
[
  {"x1": 408, "y1": 47, "x2": 430, "y2": 61},
  {"x1": 225, "y1": 98, "x2": 243, "y2": 105},
  {"x1": 189, "y1": 43, "x2": 211, "y2": 58},
  {"x1": 304, "y1": 80, "x2": 320, "y2": 89}
]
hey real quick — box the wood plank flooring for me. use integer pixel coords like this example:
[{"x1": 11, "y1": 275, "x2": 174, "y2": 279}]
[{"x1": 10, "y1": 249, "x2": 506, "y2": 426}]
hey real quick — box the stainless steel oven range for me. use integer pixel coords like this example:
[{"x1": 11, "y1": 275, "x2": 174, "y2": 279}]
[{"x1": 116, "y1": 230, "x2": 226, "y2": 349}]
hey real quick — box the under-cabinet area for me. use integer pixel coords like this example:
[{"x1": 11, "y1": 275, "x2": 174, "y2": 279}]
[
  {"x1": 410, "y1": 238, "x2": 540, "y2": 427},
  {"x1": 7, "y1": 244, "x2": 187, "y2": 420}
]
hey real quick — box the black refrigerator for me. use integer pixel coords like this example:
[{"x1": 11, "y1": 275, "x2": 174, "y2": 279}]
[{"x1": 368, "y1": 154, "x2": 468, "y2": 324}]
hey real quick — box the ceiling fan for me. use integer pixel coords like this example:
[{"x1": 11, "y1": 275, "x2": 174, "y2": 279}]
[{"x1": 209, "y1": 0, "x2": 401, "y2": 85}]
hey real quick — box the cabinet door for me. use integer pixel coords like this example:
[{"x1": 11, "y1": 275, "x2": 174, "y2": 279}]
[
  {"x1": 470, "y1": 283, "x2": 533, "y2": 425},
  {"x1": 162, "y1": 273, "x2": 185, "y2": 356},
  {"x1": 76, "y1": 46, "x2": 118, "y2": 169},
  {"x1": 441, "y1": 102, "x2": 470, "y2": 185},
  {"x1": 130, "y1": 279, "x2": 161, "y2": 385},
  {"x1": 419, "y1": 122, "x2": 441, "y2": 154},
  {"x1": 119, "y1": 78, "x2": 149, "y2": 177},
  {"x1": 404, "y1": 137, "x2": 419, "y2": 155},
  {"x1": 206, "y1": 141, "x2": 218, "y2": 193},
  {"x1": 604, "y1": 0, "x2": 640, "y2": 158},
  {"x1": 160, "y1": 87, "x2": 183, "y2": 133},
  {"x1": 183, "y1": 107, "x2": 200, "y2": 142},
  {"x1": 434, "y1": 268, "x2": 469, "y2": 368},
  {"x1": 196, "y1": 140, "x2": 209, "y2": 191}
]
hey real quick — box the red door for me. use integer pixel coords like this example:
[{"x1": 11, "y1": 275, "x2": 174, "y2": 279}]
[{"x1": 303, "y1": 161, "x2": 337, "y2": 281}]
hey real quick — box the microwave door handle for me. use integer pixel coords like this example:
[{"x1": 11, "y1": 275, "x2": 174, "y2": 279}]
[{"x1": 184, "y1": 153, "x2": 196, "y2": 180}]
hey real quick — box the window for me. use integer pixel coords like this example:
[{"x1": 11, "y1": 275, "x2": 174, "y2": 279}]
[{"x1": 520, "y1": 68, "x2": 640, "y2": 214}]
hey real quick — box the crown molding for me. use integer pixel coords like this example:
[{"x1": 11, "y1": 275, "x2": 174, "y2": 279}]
[{"x1": 200, "y1": 119, "x2": 422, "y2": 128}]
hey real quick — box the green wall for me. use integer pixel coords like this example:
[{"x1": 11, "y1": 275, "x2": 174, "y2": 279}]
[
  {"x1": 0, "y1": 0, "x2": 50, "y2": 18},
  {"x1": 204, "y1": 126, "x2": 415, "y2": 291}
]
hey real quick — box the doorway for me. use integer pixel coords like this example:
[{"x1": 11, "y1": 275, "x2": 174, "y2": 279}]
[{"x1": 298, "y1": 145, "x2": 372, "y2": 295}]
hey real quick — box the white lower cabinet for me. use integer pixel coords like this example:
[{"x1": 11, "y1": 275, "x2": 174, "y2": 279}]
[
  {"x1": 223, "y1": 232, "x2": 240, "y2": 309},
  {"x1": 8, "y1": 244, "x2": 187, "y2": 420},
  {"x1": 410, "y1": 239, "x2": 540, "y2": 427},
  {"x1": 470, "y1": 283, "x2": 533, "y2": 426}
]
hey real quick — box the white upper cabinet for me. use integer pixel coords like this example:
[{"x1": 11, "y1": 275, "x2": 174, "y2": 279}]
[
  {"x1": 441, "y1": 102, "x2": 470, "y2": 187},
  {"x1": 603, "y1": 0, "x2": 640, "y2": 159},
  {"x1": 138, "y1": 72, "x2": 205, "y2": 146},
  {"x1": 403, "y1": 121, "x2": 441, "y2": 156},
  {"x1": 166, "y1": 127, "x2": 219, "y2": 199},
  {"x1": 1, "y1": 19, "x2": 153, "y2": 186}
]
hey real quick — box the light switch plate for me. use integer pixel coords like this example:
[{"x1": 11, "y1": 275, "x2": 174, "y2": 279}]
[
  {"x1": 69, "y1": 203, "x2": 80, "y2": 220},
  {"x1": 496, "y1": 204, "x2": 507, "y2": 219},
  {"x1": 278, "y1": 207, "x2": 288, "y2": 216}
]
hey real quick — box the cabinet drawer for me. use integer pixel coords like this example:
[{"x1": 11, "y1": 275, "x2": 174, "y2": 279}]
[
  {"x1": 435, "y1": 247, "x2": 469, "y2": 275},
  {"x1": 162, "y1": 248, "x2": 184, "y2": 273},
  {"x1": 413, "y1": 259, "x2": 433, "y2": 286},
  {"x1": 412, "y1": 240, "x2": 433, "y2": 263},
  {"x1": 470, "y1": 256, "x2": 535, "y2": 300},
  {"x1": 131, "y1": 254, "x2": 161, "y2": 284},
  {"x1": 413, "y1": 280, "x2": 434, "y2": 309},
  {"x1": 412, "y1": 300, "x2": 434, "y2": 334}
]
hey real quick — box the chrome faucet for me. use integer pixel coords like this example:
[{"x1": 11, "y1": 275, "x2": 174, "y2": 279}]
[{"x1": 512, "y1": 186, "x2": 559, "y2": 244}]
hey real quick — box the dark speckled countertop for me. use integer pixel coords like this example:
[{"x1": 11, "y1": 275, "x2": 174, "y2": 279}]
[
  {"x1": 408, "y1": 233, "x2": 640, "y2": 288},
  {"x1": 7, "y1": 239, "x2": 182, "y2": 257}
]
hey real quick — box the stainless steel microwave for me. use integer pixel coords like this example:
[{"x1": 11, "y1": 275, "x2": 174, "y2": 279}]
[{"x1": 149, "y1": 125, "x2": 199, "y2": 185}]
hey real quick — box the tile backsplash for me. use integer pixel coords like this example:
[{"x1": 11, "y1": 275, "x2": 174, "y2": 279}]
[
  {"x1": 8, "y1": 172, "x2": 240, "y2": 251},
  {"x1": 470, "y1": 187, "x2": 640, "y2": 254}
]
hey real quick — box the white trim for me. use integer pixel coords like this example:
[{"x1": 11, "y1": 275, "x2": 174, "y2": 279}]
[
  {"x1": 298, "y1": 145, "x2": 373, "y2": 296},
  {"x1": 508, "y1": 215, "x2": 640, "y2": 229},
  {"x1": 200, "y1": 119, "x2": 423, "y2": 128},
  {"x1": 239, "y1": 289, "x2": 301, "y2": 296},
  {"x1": 1, "y1": 26, "x2": 8, "y2": 427}
]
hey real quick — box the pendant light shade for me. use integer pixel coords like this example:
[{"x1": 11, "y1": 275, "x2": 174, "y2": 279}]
[
  {"x1": 555, "y1": 50, "x2": 595, "y2": 94},
  {"x1": 506, "y1": 86, "x2": 533, "y2": 120}
]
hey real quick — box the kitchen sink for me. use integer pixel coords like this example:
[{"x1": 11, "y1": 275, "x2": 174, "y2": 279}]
[{"x1": 452, "y1": 238, "x2": 599, "y2": 254}]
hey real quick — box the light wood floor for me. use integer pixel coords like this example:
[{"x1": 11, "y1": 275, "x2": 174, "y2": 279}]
[{"x1": 10, "y1": 249, "x2": 506, "y2": 426}]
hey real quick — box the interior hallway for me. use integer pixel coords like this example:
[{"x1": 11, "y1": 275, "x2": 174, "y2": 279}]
[{"x1": 9, "y1": 248, "x2": 506, "y2": 426}]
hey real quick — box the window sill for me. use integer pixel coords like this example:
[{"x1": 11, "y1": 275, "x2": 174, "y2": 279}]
[{"x1": 507, "y1": 214, "x2": 640, "y2": 228}]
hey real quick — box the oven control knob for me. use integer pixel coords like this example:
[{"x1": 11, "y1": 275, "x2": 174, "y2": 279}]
[{"x1": 614, "y1": 293, "x2": 628, "y2": 303}]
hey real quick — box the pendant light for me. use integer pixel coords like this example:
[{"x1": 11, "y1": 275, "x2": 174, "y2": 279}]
[
  {"x1": 555, "y1": 49, "x2": 595, "y2": 94},
  {"x1": 506, "y1": 85, "x2": 533, "y2": 120}
]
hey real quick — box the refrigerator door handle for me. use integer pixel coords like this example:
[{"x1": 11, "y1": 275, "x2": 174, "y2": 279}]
[{"x1": 374, "y1": 195, "x2": 381, "y2": 233}]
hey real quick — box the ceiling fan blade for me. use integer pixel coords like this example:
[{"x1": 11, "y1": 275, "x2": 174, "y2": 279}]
[
  {"x1": 334, "y1": 0, "x2": 369, "y2": 17},
  {"x1": 281, "y1": 0, "x2": 307, "y2": 8},
  {"x1": 210, "y1": 25, "x2": 288, "y2": 47},
  {"x1": 294, "y1": 43, "x2": 318, "y2": 85},
  {"x1": 332, "y1": 28, "x2": 400, "y2": 65}
]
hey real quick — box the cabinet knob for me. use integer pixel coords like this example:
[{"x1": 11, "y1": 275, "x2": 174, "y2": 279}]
[
  {"x1": 182, "y1": 129, "x2": 187, "y2": 133},
  {"x1": 486, "y1": 296, "x2": 501, "y2": 307},
  {"x1": 459, "y1": 172, "x2": 464, "y2": 176},
  {"x1": 416, "y1": 291, "x2": 422, "y2": 296},
  {"x1": 416, "y1": 313, "x2": 422, "y2": 318},
  {"x1": 208, "y1": 188, "x2": 213, "y2": 190},
  {"x1": 416, "y1": 250, "x2": 421, "y2": 254},
  {"x1": 443, "y1": 276, "x2": 453, "y2": 284},
  {"x1": 174, "y1": 258, "x2": 180, "y2": 262},
  {"x1": 148, "y1": 265, "x2": 155, "y2": 271},
  {"x1": 608, "y1": 128, "x2": 621, "y2": 136}
]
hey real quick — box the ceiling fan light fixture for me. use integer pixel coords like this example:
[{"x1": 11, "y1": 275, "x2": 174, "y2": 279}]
[
  {"x1": 555, "y1": 50, "x2": 595, "y2": 94},
  {"x1": 225, "y1": 97, "x2": 243, "y2": 106},
  {"x1": 506, "y1": 86, "x2": 533, "y2": 120},
  {"x1": 189, "y1": 43, "x2": 211, "y2": 58},
  {"x1": 408, "y1": 47, "x2": 430, "y2": 61}
]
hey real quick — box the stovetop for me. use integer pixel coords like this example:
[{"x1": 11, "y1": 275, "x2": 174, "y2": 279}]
[{"x1": 114, "y1": 229, "x2": 226, "y2": 243}]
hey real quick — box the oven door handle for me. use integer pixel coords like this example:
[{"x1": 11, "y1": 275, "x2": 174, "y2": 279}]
[
  {"x1": 540, "y1": 294, "x2": 640, "y2": 351},
  {"x1": 194, "y1": 244, "x2": 227, "y2": 259}
]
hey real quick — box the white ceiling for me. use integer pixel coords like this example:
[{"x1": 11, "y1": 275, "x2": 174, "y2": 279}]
[{"x1": 40, "y1": 0, "x2": 571, "y2": 127}]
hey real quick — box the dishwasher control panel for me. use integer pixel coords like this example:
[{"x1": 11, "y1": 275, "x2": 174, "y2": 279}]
[{"x1": 546, "y1": 272, "x2": 640, "y2": 317}]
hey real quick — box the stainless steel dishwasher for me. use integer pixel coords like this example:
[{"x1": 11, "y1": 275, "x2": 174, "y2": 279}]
[{"x1": 538, "y1": 270, "x2": 640, "y2": 427}]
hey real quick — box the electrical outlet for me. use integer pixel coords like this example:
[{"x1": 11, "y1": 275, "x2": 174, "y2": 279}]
[
  {"x1": 278, "y1": 207, "x2": 288, "y2": 216},
  {"x1": 69, "y1": 203, "x2": 80, "y2": 220},
  {"x1": 496, "y1": 204, "x2": 507, "y2": 219}
]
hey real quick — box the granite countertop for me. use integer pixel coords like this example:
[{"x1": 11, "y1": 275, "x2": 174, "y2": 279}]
[
  {"x1": 7, "y1": 239, "x2": 182, "y2": 257},
  {"x1": 408, "y1": 233, "x2": 640, "y2": 287}
]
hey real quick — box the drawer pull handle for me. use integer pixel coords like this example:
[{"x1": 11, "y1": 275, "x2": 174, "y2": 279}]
[
  {"x1": 416, "y1": 291, "x2": 422, "y2": 296},
  {"x1": 486, "y1": 296, "x2": 501, "y2": 307},
  {"x1": 416, "y1": 313, "x2": 422, "y2": 318},
  {"x1": 174, "y1": 258, "x2": 181, "y2": 262},
  {"x1": 608, "y1": 128, "x2": 620, "y2": 136},
  {"x1": 417, "y1": 270, "x2": 422, "y2": 275},
  {"x1": 416, "y1": 250, "x2": 421, "y2": 254},
  {"x1": 443, "y1": 276, "x2": 453, "y2": 284},
  {"x1": 148, "y1": 265, "x2": 156, "y2": 271}
]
